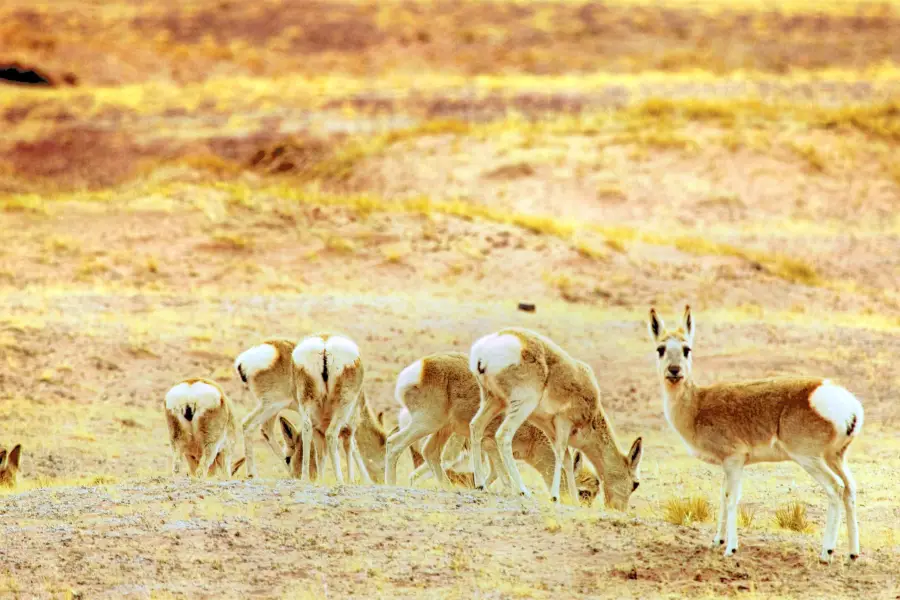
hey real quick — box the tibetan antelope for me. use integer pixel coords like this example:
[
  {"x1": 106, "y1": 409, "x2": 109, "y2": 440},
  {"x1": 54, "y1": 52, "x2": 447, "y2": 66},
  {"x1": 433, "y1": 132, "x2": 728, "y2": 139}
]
[
  {"x1": 0, "y1": 444, "x2": 22, "y2": 488},
  {"x1": 648, "y1": 306, "x2": 863, "y2": 562},
  {"x1": 385, "y1": 352, "x2": 605, "y2": 506},
  {"x1": 236, "y1": 334, "x2": 367, "y2": 483},
  {"x1": 470, "y1": 329, "x2": 643, "y2": 509},
  {"x1": 278, "y1": 390, "x2": 388, "y2": 483},
  {"x1": 235, "y1": 339, "x2": 296, "y2": 478},
  {"x1": 165, "y1": 378, "x2": 244, "y2": 479}
]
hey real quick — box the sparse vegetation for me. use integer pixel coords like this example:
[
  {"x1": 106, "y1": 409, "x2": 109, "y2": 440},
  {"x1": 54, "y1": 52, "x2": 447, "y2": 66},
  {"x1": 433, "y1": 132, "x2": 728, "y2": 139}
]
[
  {"x1": 774, "y1": 502, "x2": 813, "y2": 533},
  {"x1": 663, "y1": 496, "x2": 714, "y2": 526},
  {"x1": 1, "y1": 0, "x2": 898, "y2": 597}
]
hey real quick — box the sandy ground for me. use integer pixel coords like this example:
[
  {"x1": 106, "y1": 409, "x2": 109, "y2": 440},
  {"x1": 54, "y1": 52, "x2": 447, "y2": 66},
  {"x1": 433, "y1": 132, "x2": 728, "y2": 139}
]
[{"x1": 2, "y1": 1, "x2": 900, "y2": 598}]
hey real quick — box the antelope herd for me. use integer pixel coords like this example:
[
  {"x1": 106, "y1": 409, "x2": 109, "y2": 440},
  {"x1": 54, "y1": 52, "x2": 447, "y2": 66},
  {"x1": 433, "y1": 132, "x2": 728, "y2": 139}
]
[{"x1": 0, "y1": 306, "x2": 866, "y2": 563}]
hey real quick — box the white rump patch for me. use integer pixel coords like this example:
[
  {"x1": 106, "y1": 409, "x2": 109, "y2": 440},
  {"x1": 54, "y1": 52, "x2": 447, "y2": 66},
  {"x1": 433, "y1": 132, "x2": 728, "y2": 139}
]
[
  {"x1": 165, "y1": 381, "x2": 222, "y2": 416},
  {"x1": 324, "y1": 335, "x2": 361, "y2": 376},
  {"x1": 235, "y1": 343, "x2": 278, "y2": 379},
  {"x1": 292, "y1": 335, "x2": 360, "y2": 387},
  {"x1": 809, "y1": 380, "x2": 864, "y2": 437},
  {"x1": 292, "y1": 336, "x2": 327, "y2": 379},
  {"x1": 394, "y1": 360, "x2": 424, "y2": 407},
  {"x1": 469, "y1": 333, "x2": 523, "y2": 377}
]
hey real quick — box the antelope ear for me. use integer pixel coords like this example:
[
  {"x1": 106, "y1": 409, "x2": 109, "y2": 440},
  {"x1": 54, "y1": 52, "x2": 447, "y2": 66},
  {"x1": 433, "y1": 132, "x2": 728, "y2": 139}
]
[
  {"x1": 573, "y1": 451, "x2": 582, "y2": 471},
  {"x1": 0, "y1": 449, "x2": 6, "y2": 468},
  {"x1": 230, "y1": 457, "x2": 246, "y2": 477},
  {"x1": 628, "y1": 437, "x2": 643, "y2": 471},
  {"x1": 279, "y1": 416, "x2": 297, "y2": 446},
  {"x1": 7, "y1": 445, "x2": 21, "y2": 471},
  {"x1": 683, "y1": 305, "x2": 695, "y2": 344},
  {"x1": 377, "y1": 411, "x2": 385, "y2": 426},
  {"x1": 649, "y1": 308, "x2": 664, "y2": 341}
]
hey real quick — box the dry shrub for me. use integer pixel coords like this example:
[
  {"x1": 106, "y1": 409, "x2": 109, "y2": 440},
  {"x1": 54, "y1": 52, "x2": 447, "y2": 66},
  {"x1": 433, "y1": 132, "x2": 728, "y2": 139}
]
[
  {"x1": 739, "y1": 505, "x2": 757, "y2": 528},
  {"x1": 663, "y1": 496, "x2": 714, "y2": 526},
  {"x1": 774, "y1": 502, "x2": 812, "y2": 532}
]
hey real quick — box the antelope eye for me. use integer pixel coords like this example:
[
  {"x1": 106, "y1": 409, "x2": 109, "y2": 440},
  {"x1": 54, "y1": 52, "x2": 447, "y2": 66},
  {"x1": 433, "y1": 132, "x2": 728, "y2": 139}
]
[
  {"x1": 683, "y1": 347, "x2": 691, "y2": 358},
  {"x1": 633, "y1": 481, "x2": 640, "y2": 491},
  {"x1": 285, "y1": 456, "x2": 291, "y2": 465},
  {"x1": 656, "y1": 346, "x2": 665, "y2": 357}
]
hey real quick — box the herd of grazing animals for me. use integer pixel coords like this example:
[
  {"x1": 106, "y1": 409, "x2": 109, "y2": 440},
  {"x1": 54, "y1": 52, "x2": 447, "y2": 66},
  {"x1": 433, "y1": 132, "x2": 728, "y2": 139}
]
[{"x1": 0, "y1": 306, "x2": 866, "y2": 564}]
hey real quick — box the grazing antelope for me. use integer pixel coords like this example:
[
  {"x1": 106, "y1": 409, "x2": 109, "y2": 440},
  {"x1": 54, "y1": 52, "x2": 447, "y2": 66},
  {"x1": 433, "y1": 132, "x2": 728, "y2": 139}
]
[
  {"x1": 235, "y1": 339, "x2": 296, "y2": 478},
  {"x1": 648, "y1": 306, "x2": 863, "y2": 562},
  {"x1": 469, "y1": 329, "x2": 643, "y2": 509},
  {"x1": 291, "y1": 333, "x2": 368, "y2": 485},
  {"x1": 165, "y1": 378, "x2": 244, "y2": 479},
  {"x1": 385, "y1": 352, "x2": 606, "y2": 506},
  {"x1": 0, "y1": 444, "x2": 22, "y2": 488},
  {"x1": 279, "y1": 390, "x2": 388, "y2": 483}
]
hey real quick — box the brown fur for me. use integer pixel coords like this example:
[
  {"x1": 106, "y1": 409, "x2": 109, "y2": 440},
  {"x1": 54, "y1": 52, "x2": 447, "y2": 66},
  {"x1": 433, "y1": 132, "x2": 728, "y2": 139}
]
[
  {"x1": 649, "y1": 305, "x2": 863, "y2": 560},
  {"x1": 386, "y1": 352, "x2": 602, "y2": 505},
  {"x1": 236, "y1": 338, "x2": 298, "y2": 478},
  {"x1": 165, "y1": 378, "x2": 243, "y2": 479},
  {"x1": 291, "y1": 333, "x2": 367, "y2": 484},
  {"x1": 471, "y1": 330, "x2": 642, "y2": 509},
  {"x1": 0, "y1": 444, "x2": 22, "y2": 488}
]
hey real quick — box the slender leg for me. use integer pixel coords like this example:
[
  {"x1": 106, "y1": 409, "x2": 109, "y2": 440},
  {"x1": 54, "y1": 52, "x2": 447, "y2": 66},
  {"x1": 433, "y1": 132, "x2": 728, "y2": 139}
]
[
  {"x1": 828, "y1": 454, "x2": 860, "y2": 560},
  {"x1": 482, "y1": 438, "x2": 508, "y2": 490},
  {"x1": 441, "y1": 435, "x2": 468, "y2": 470},
  {"x1": 350, "y1": 431, "x2": 373, "y2": 484},
  {"x1": 563, "y1": 448, "x2": 578, "y2": 506},
  {"x1": 713, "y1": 471, "x2": 728, "y2": 547},
  {"x1": 312, "y1": 430, "x2": 326, "y2": 483},
  {"x1": 423, "y1": 426, "x2": 453, "y2": 489},
  {"x1": 469, "y1": 389, "x2": 504, "y2": 490},
  {"x1": 794, "y1": 454, "x2": 845, "y2": 563},
  {"x1": 170, "y1": 446, "x2": 183, "y2": 476},
  {"x1": 722, "y1": 456, "x2": 745, "y2": 557},
  {"x1": 197, "y1": 443, "x2": 220, "y2": 481},
  {"x1": 260, "y1": 414, "x2": 290, "y2": 476},
  {"x1": 548, "y1": 417, "x2": 572, "y2": 503},
  {"x1": 241, "y1": 400, "x2": 290, "y2": 478},
  {"x1": 495, "y1": 389, "x2": 540, "y2": 498},
  {"x1": 409, "y1": 460, "x2": 433, "y2": 485},
  {"x1": 219, "y1": 446, "x2": 232, "y2": 481},
  {"x1": 297, "y1": 409, "x2": 314, "y2": 482},
  {"x1": 346, "y1": 435, "x2": 357, "y2": 483},
  {"x1": 384, "y1": 418, "x2": 439, "y2": 486}
]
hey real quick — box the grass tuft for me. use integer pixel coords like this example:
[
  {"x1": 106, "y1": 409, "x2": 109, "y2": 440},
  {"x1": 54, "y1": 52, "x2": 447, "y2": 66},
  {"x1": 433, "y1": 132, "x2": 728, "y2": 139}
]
[
  {"x1": 774, "y1": 501, "x2": 812, "y2": 532},
  {"x1": 663, "y1": 496, "x2": 714, "y2": 526}
]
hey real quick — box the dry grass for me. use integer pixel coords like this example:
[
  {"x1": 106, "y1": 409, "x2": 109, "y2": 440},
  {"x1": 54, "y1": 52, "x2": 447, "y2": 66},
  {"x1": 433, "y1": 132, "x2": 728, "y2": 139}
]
[
  {"x1": 663, "y1": 496, "x2": 714, "y2": 526},
  {"x1": 773, "y1": 502, "x2": 813, "y2": 533}
]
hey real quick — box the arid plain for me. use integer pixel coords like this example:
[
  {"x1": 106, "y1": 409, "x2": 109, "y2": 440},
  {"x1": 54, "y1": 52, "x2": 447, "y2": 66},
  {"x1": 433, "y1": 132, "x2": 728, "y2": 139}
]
[{"x1": 1, "y1": 0, "x2": 900, "y2": 598}]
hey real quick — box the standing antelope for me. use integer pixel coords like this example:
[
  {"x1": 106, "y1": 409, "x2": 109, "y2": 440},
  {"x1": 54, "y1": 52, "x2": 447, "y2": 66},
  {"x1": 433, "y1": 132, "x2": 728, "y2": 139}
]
[
  {"x1": 0, "y1": 444, "x2": 22, "y2": 488},
  {"x1": 469, "y1": 329, "x2": 643, "y2": 509},
  {"x1": 385, "y1": 351, "x2": 606, "y2": 506},
  {"x1": 165, "y1": 378, "x2": 244, "y2": 479},
  {"x1": 648, "y1": 306, "x2": 863, "y2": 562}
]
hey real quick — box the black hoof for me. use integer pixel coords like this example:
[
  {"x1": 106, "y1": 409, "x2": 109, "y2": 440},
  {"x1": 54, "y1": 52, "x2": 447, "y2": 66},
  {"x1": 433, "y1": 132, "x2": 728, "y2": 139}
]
[
  {"x1": 850, "y1": 554, "x2": 859, "y2": 561},
  {"x1": 550, "y1": 496, "x2": 559, "y2": 503},
  {"x1": 827, "y1": 549, "x2": 834, "y2": 555},
  {"x1": 476, "y1": 485, "x2": 485, "y2": 491},
  {"x1": 719, "y1": 540, "x2": 725, "y2": 545},
  {"x1": 520, "y1": 491, "x2": 527, "y2": 497}
]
